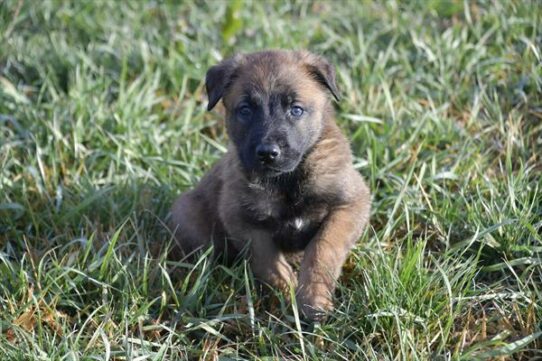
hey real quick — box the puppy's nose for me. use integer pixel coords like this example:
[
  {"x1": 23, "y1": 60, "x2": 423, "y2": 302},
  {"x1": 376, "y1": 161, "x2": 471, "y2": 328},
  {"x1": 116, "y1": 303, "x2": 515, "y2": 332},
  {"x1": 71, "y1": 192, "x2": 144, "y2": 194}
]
[{"x1": 256, "y1": 143, "x2": 280, "y2": 163}]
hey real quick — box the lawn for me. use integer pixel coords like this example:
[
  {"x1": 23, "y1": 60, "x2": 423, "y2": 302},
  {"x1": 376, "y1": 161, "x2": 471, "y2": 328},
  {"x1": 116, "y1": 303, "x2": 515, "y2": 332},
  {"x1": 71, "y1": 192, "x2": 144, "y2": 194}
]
[{"x1": 1, "y1": 0, "x2": 541, "y2": 359}]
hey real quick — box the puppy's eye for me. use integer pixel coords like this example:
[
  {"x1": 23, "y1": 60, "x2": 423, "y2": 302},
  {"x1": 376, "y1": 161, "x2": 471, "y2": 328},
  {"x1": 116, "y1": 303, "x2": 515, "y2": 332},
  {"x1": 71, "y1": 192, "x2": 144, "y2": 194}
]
[
  {"x1": 290, "y1": 106, "x2": 304, "y2": 117},
  {"x1": 237, "y1": 105, "x2": 252, "y2": 117}
]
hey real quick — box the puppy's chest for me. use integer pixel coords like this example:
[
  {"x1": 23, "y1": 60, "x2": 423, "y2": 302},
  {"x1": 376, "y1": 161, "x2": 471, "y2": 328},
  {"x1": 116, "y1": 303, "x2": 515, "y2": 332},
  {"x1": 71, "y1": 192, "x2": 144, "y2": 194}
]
[{"x1": 246, "y1": 189, "x2": 329, "y2": 251}]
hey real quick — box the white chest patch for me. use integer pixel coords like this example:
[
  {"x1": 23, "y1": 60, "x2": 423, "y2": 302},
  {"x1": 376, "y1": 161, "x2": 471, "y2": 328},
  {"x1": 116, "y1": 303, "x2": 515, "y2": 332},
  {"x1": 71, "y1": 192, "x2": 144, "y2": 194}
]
[{"x1": 294, "y1": 218, "x2": 305, "y2": 230}]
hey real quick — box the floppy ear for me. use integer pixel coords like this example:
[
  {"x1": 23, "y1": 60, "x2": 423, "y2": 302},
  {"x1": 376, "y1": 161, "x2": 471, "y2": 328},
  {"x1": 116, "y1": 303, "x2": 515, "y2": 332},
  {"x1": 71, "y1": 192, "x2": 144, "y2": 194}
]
[
  {"x1": 303, "y1": 53, "x2": 340, "y2": 102},
  {"x1": 205, "y1": 54, "x2": 243, "y2": 111}
]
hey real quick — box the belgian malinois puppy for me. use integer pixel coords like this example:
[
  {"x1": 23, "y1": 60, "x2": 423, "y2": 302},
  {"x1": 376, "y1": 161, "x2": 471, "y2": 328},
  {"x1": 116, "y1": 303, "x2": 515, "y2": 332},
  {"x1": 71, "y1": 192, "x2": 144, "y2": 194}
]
[{"x1": 169, "y1": 50, "x2": 371, "y2": 321}]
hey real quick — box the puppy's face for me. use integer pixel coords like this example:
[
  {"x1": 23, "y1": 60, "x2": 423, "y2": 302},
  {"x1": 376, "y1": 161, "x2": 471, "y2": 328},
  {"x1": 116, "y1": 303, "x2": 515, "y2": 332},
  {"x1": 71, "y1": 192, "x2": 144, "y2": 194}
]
[{"x1": 206, "y1": 51, "x2": 339, "y2": 177}]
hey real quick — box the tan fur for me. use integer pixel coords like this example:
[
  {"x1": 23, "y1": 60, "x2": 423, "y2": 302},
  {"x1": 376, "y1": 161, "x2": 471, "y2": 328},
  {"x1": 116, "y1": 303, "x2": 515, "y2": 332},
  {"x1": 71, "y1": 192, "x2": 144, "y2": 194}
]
[{"x1": 169, "y1": 50, "x2": 371, "y2": 321}]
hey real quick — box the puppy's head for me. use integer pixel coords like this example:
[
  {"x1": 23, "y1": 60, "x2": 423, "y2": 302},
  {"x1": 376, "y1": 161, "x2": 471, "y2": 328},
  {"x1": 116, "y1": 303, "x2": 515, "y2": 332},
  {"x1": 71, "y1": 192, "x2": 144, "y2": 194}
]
[{"x1": 205, "y1": 50, "x2": 339, "y2": 178}]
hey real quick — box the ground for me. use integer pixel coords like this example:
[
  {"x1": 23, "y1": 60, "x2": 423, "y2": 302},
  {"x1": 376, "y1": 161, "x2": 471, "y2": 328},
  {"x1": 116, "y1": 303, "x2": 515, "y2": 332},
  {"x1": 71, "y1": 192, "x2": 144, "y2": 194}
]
[{"x1": 0, "y1": 0, "x2": 541, "y2": 360}]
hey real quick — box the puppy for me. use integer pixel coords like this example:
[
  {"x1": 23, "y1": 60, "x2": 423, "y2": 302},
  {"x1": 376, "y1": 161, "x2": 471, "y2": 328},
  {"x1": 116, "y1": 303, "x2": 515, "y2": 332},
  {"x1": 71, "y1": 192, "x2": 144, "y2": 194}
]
[{"x1": 169, "y1": 50, "x2": 371, "y2": 321}]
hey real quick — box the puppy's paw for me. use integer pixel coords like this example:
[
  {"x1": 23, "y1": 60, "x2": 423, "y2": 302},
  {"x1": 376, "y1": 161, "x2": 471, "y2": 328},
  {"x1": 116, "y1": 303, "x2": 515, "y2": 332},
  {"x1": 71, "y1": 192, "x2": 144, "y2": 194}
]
[
  {"x1": 264, "y1": 261, "x2": 297, "y2": 293},
  {"x1": 296, "y1": 285, "x2": 334, "y2": 322},
  {"x1": 255, "y1": 263, "x2": 297, "y2": 302}
]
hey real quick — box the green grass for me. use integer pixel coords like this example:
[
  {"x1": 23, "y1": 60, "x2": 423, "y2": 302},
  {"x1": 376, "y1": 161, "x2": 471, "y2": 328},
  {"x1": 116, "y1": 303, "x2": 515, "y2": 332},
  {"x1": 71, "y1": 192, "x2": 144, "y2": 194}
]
[{"x1": 1, "y1": 0, "x2": 541, "y2": 359}]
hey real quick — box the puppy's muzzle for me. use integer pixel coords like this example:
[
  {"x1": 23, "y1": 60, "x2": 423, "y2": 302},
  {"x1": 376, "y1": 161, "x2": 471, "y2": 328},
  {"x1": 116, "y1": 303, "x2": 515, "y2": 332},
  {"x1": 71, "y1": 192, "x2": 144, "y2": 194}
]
[{"x1": 256, "y1": 143, "x2": 281, "y2": 164}]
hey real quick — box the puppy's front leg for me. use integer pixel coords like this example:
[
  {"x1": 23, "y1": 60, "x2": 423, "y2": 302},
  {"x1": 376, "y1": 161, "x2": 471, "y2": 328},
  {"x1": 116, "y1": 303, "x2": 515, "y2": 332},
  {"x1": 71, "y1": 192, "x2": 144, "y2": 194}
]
[
  {"x1": 297, "y1": 193, "x2": 370, "y2": 321},
  {"x1": 247, "y1": 230, "x2": 297, "y2": 292},
  {"x1": 220, "y1": 194, "x2": 296, "y2": 293}
]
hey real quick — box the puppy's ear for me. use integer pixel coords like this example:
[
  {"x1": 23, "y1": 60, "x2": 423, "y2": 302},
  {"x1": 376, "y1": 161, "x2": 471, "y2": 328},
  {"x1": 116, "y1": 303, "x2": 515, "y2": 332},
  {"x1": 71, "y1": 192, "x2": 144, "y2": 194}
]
[
  {"x1": 205, "y1": 54, "x2": 243, "y2": 111},
  {"x1": 303, "y1": 53, "x2": 340, "y2": 102}
]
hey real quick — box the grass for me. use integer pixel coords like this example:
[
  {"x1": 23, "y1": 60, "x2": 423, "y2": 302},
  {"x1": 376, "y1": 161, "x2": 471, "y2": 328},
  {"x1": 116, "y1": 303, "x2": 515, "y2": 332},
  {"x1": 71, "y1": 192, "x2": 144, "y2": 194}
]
[{"x1": 0, "y1": 0, "x2": 541, "y2": 359}]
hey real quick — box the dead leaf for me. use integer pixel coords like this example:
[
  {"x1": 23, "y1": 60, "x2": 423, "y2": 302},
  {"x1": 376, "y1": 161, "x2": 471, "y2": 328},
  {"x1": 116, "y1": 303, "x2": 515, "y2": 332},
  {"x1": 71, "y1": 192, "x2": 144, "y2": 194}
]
[{"x1": 13, "y1": 308, "x2": 36, "y2": 332}]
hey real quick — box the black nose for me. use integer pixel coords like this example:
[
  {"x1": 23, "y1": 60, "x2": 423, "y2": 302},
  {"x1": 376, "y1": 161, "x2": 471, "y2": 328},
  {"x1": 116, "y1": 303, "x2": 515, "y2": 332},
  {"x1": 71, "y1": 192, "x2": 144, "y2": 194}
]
[{"x1": 256, "y1": 143, "x2": 280, "y2": 163}]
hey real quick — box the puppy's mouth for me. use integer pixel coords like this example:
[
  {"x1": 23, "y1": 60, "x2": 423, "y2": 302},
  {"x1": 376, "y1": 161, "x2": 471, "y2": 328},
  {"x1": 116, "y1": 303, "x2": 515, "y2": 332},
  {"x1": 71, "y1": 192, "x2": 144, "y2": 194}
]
[
  {"x1": 259, "y1": 165, "x2": 291, "y2": 177},
  {"x1": 253, "y1": 158, "x2": 301, "y2": 178}
]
